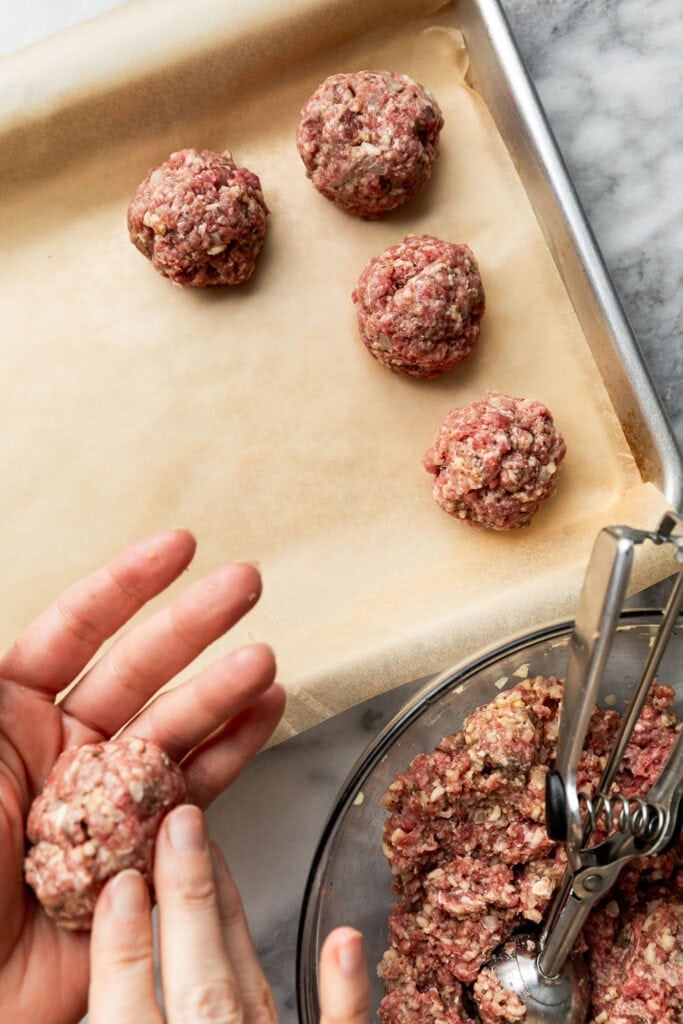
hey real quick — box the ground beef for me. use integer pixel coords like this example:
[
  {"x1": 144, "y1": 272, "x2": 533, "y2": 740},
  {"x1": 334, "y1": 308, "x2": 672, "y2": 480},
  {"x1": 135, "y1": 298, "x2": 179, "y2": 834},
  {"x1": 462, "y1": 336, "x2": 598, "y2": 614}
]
[
  {"x1": 380, "y1": 946, "x2": 474, "y2": 1024},
  {"x1": 378, "y1": 677, "x2": 682, "y2": 1024},
  {"x1": 422, "y1": 392, "x2": 566, "y2": 529},
  {"x1": 24, "y1": 736, "x2": 186, "y2": 930},
  {"x1": 584, "y1": 882, "x2": 683, "y2": 1024},
  {"x1": 127, "y1": 148, "x2": 268, "y2": 286},
  {"x1": 351, "y1": 235, "x2": 485, "y2": 378},
  {"x1": 473, "y1": 958, "x2": 528, "y2": 1023},
  {"x1": 296, "y1": 70, "x2": 443, "y2": 218}
]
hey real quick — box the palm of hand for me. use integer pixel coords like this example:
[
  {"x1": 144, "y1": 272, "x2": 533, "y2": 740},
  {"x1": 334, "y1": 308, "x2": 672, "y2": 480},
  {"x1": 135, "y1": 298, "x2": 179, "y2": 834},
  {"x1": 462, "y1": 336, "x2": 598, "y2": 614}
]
[
  {"x1": 0, "y1": 690, "x2": 96, "y2": 1023},
  {"x1": 0, "y1": 530, "x2": 283, "y2": 1024}
]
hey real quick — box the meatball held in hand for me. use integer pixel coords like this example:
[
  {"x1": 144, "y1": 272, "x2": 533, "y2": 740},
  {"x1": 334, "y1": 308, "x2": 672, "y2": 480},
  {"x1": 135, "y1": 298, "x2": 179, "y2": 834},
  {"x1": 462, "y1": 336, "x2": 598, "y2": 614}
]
[
  {"x1": 127, "y1": 148, "x2": 268, "y2": 287},
  {"x1": 24, "y1": 737, "x2": 186, "y2": 930},
  {"x1": 352, "y1": 235, "x2": 485, "y2": 378},
  {"x1": 423, "y1": 392, "x2": 566, "y2": 529},
  {"x1": 297, "y1": 70, "x2": 444, "y2": 218}
]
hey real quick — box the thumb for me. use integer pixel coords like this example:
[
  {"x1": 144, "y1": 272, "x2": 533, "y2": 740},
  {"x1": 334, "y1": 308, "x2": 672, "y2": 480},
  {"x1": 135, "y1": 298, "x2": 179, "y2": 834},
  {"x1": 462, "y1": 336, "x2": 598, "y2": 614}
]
[
  {"x1": 319, "y1": 927, "x2": 371, "y2": 1024},
  {"x1": 89, "y1": 870, "x2": 162, "y2": 1024}
]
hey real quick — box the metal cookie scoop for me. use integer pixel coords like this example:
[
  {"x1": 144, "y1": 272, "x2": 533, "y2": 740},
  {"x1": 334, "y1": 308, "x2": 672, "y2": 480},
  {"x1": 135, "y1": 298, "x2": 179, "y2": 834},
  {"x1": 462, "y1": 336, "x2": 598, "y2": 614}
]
[{"x1": 483, "y1": 511, "x2": 683, "y2": 1024}]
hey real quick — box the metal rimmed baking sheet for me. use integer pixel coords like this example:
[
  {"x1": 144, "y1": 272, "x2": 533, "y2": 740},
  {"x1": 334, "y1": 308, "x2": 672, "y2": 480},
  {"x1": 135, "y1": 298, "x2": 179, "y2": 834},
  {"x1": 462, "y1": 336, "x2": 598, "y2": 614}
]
[{"x1": 0, "y1": 0, "x2": 679, "y2": 739}]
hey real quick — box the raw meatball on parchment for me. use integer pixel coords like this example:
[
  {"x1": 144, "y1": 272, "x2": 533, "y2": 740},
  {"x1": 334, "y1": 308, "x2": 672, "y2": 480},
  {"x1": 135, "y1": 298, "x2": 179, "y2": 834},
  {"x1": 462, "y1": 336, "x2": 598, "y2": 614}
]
[
  {"x1": 297, "y1": 70, "x2": 444, "y2": 218},
  {"x1": 423, "y1": 392, "x2": 566, "y2": 529},
  {"x1": 24, "y1": 737, "x2": 186, "y2": 930},
  {"x1": 128, "y1": 148, "x2": 268, "y2": 287},
  {"x1": 352, "y1": 235, "x2": 485, "y2": 378}
]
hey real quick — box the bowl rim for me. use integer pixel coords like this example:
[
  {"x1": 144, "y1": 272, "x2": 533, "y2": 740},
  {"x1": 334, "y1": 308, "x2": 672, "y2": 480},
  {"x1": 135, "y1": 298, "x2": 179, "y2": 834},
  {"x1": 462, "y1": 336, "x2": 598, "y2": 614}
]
[{"x1": 296, "y1": 607, "x2": 675, "y2": 1022}]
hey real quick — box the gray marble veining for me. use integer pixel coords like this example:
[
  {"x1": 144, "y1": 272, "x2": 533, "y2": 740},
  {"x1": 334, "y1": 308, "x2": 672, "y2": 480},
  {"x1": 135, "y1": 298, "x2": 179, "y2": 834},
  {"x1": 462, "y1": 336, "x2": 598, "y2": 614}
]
[{"x1": 503, "y1": 0, "x2": 683, "y2": 439}]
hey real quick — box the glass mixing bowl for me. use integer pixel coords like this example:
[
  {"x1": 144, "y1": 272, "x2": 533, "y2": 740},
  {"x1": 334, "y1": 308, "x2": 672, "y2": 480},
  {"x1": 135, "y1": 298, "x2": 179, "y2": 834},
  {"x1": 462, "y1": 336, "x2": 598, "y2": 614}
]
[{"x1": 297, "y1": 611, "x2": 683, "y2": 1022}]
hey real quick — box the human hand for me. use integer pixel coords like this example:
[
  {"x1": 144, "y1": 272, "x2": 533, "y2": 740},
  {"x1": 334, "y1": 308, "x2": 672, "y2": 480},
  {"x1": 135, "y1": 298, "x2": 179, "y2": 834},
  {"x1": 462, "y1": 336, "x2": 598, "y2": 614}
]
[
  {"x1": 0, "y1": 529, "x2": 285, "y2": 1024},
  {"x1": 88, "y1": 804, "x2": 371, "y2": 1024}
]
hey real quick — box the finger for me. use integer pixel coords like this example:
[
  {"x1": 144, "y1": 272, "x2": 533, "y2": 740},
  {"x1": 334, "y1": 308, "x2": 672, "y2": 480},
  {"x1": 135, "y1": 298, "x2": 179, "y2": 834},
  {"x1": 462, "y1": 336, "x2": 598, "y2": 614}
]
[
  {"x1": 155, "y1": 805, "x2": 241, "y2": 1024},
  {"x1": 122, "y1": 643, "x2": 277, "y2": 762},
  {"x1": 61, "y1": 561, "x2": 262, "y2": 736},
  {"x1": 0, "y1": 774, "x2": 28, "y2": 961},
  {"x1": 183, "y1": 683, "x2": 286, "y2": 807},
  {"x1": 319, "y1": 928, "x2": 371, "y2": 1024},
  {"x1": 89, "y1": 870, "x2": 163, "y2": 1024},
  {"x1": 210, "y1": 841, "x2": 278, "y2": 1023},
  {"x1": 0, "y1": 530, "x2": 196, "y2": 696}
]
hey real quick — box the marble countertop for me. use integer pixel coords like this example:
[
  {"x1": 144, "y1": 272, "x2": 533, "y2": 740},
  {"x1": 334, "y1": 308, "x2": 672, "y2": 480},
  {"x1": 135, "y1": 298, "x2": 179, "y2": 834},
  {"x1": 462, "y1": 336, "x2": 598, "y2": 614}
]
[{"x1": 3, "y1": 1, "x2": 682, "y2": 1020}]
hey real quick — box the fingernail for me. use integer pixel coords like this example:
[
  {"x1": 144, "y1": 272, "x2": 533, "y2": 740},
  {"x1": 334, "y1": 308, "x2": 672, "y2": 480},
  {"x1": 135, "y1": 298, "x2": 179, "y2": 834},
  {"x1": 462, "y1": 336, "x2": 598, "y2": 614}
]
[
  {"x1": 110, "y1": 870, "x2": 147, "y2": 919},
  {"x1": 338, "y1": 932, "x2": 364, "y2": 975},
  {"x1": 167, "y1": 804, "x2": 206, "y2": 853}
]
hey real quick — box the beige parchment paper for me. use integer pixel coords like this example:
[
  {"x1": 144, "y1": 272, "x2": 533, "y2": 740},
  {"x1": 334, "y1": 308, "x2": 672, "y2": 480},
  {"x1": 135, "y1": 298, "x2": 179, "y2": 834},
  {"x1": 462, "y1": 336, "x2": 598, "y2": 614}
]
[{"x1": 0, "y1": 0, "x2": 674, "y2": 741}]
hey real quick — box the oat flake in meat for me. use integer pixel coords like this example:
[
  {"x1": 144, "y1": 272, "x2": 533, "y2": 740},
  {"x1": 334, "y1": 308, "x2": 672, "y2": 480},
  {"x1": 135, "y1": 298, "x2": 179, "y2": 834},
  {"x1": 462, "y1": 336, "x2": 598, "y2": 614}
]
[
  {"x1": 352, "y1": 235, "x2": 485, "y2": 378},
  {"x1": 127, "y1": 148, "x2": 268, "y2": 286},
  {"x1": 378, "y1": 676, "x2": 683, "y2": 1024},
  {"x1": 296, "y1": 71, "x2": 444, "y2": 218},
  {"x1": 24, "y1": 736, "x2": 186, "y2": 930},
  {"x1": 423, "y1": 392, "x2": 566, "y2": 529}
]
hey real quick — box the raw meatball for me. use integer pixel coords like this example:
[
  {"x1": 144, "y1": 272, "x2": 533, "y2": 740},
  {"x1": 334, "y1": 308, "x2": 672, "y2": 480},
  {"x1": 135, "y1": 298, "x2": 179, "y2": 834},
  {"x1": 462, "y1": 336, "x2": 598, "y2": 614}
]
[
  {"x1": 24, "y1": 736, "x2": 186, "y2": 930},
  {"x1": 127, "y1": 148, "x2": 268, "y2": 286},
  {"x1": 423, "y1": 392, "x2": 566, "y2": 529},
  {"x1": 296, "y1": 70, "x2": 443, "y2": 218},
  {"x1": 352, "y1": 235, "x2": 485, "y2": 378}
]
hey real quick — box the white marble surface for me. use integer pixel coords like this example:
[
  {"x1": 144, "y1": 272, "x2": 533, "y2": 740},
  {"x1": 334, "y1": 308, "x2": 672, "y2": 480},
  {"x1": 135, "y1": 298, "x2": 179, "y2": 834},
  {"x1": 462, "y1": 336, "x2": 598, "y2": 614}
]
[
  {"x1": 502, "y1": 0, "x2": 683, "y2": 440},
  {"x1": 2, "y1": 0, "x2": 682, "y2": 1021}
]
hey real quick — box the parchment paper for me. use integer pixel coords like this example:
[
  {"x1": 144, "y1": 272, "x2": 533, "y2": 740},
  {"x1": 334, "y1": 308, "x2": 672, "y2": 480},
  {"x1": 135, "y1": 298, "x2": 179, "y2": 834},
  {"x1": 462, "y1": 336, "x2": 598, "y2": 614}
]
[{"x1": 0, "y1": 0, "x2": 674, "y2": 741}]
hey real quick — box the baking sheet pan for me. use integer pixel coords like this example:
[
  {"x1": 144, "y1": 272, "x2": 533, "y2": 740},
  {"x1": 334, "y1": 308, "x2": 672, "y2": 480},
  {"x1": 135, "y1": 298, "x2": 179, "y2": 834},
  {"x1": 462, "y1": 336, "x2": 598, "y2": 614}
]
[
  {"x1": 0, "y1": 0, "x2": 679, "y2": 740},
  {"x1": 458, "y1": 0, "x2": 682, "y2": 505}
]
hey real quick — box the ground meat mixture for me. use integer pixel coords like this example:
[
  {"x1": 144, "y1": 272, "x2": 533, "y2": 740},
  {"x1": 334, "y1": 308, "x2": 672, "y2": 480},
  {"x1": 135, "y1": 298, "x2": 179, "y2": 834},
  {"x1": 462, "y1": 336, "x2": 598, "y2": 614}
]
[
  {"x1": 584, "y1": 881, "x2": 683, "y2": 1024},
  {"x1": 24, "y1": 736, "x2": 186, "y2": 930},
  {"x1": 378, "y1": 676, "x2": 683, "y2": 1024},
  {"x1": 380, "y1": 946, "x2": 474, "y2": 1024},
  {"x1": 351, "y1": 235, "x2": 485, "y2": 378},
  {"x1": 422, "y1": 393, "x2": 566, "y2": 529},
  {"x1": 296, "y1": 71, "x2": 443, "y2": 218},
  {"x1": 127, "y1": 148, "x2": 268, "y2": 286},
  {"x1": 473, "y1": 956, "x2": 528, "y2": 1023}
]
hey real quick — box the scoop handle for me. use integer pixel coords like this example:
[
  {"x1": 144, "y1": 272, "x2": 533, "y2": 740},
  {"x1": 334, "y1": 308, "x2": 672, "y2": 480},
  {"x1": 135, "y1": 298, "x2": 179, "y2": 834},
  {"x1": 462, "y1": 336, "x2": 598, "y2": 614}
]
[{"x1": 545, "y1": 527, "x2": 635, "y2": 864}]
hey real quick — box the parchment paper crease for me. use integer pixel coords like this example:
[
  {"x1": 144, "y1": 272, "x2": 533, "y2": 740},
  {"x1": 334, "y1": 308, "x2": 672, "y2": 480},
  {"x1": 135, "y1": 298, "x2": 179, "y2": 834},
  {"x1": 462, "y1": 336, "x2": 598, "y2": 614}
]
[{"x1": 0, "y1": 0, "x2": 674, "y2": 742}]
